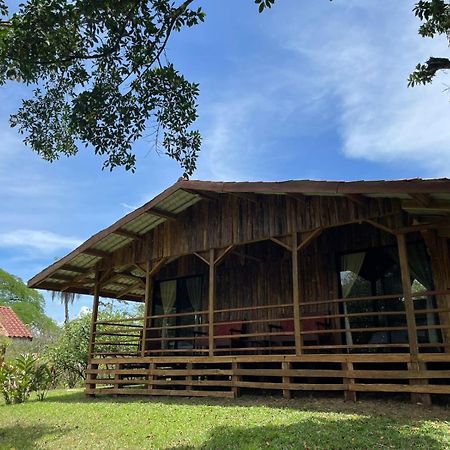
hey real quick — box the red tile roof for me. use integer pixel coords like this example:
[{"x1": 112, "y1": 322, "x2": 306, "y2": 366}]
[{"x1": 0, "y1": 306, "x2": 33, "y2": 339}]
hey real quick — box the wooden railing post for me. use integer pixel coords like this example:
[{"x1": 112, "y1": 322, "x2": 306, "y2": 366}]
[
  {"x1": 397, "y1": 233, "x2": 419, "y2": 357},
  {"x1": 292, "y1": 233, "x2": 302, "y2": 355},
  {"x1": 86, "y1": 270, "x2": 100, "y2": 394},
  {"x1": 208, "y1": 249, "x2": 216, "y2": 357},
  {"x1": 397, "y1": 233, "x2": 431, "y2": 404},
  {"x1": 88, "y1": 270, "x2": 101, "y2": 361},
  {"x1": 141, "y1": 260, "x2": 153, "y2": 357}
]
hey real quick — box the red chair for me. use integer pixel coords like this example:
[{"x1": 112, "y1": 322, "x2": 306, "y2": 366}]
[
  {"x1": 194, "y1": 322, "x2": 245, "y2": 351},
  {"x1": 268, "y1": 318, "x2": 328, "y2": 350}
]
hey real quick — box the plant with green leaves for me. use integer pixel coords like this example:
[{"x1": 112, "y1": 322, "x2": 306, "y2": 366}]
[
  {"x1": 0, "y1": 353, "x2": 54, "y2": 404},
  {"x1": 0, "y1": 353, "x2": 35, "y2": 404},
  {"x1": 32, "y1": 360, "x2": 53, "y2": 401},
  {"x1": 48, "y1": 314, "x2": 91, "y2": 388}
]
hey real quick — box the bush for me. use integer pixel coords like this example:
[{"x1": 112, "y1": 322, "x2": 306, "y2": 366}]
[
  {"x1": 48, "y1": 314, "x2": 91, "y2": 388},
  {"x1": 0, "y1": 353, "x2": 53, "y2": 404}
]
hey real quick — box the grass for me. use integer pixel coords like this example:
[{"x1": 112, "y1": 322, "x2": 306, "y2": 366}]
[{"x1": 0, "y1": 390, "x2": 449, "y2": 449}]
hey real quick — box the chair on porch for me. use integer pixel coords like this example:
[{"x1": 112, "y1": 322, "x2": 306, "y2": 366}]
[
  {"x1": 194, "y1": 322, "x2": 246, "y2": 353},
  {"x1": 267, "y1": 318, "x2": 328, "y2": 351}
]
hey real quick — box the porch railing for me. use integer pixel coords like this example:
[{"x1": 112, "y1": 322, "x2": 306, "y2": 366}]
[{"x1": 90, "y1": 290, "x2": 450, "y2": 358}]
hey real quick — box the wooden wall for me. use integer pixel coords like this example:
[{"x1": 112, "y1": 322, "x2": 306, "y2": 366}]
[{"x1": 105, "y1": 194, "x2": 403, "y2": 269}]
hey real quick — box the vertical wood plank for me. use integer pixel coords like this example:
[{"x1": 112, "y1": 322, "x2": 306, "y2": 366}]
[
  {"x1": 209, "y1": 249, "x2": 215, "y2": 357},
  {"x1": 186, "y1": 362, "x2": 193, "y2": 392},
  {"x1": 408, "y1": 361, "x2": 432, "y2": 405},
  {"x1": 282, "y1": 361, "x2": 292, "y2": 399},
  {"x1": 397, "y1": 233, "x2": 419, "y2": 358},
  {"x1": 342, "y1": 361, "x2": 356, "y2": 402},
  {"x1": 87, "y1": 270, "x2": 100, "y2": 393},
  {"x1": 292, "y1": 233, "x2": 302, "y2": 355},
  {"x1": 88, "y1": 270, "x2": 101, "y2": 361},
  {"x1": 232, "y1": 361, "x2": 240, "y2": 397},
  {"x1": 141, "y1": 260, "x2": 153, "y2": 357},
  {"x1": 148, "y1": 362, "x2": 155, "y2": 391}
]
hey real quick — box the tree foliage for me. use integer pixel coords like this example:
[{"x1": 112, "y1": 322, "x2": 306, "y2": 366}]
[
  {"x1": 0, "y1": 0, "x2": 204, "y2": 177},
  {"x1": 0, "y1": 268, "x2": 57, "y2": 334},
  {"x1": 0, "y1": 0, "x2": 447, "y2": 175},
  {"x1": 408, "y1": 1, "x2": 450, "y2": 87}
]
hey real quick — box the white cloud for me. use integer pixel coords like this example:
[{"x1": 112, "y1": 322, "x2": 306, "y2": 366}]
[
  {"x1": 0, "y1": 229, "x2": 82, "y2": 254},
  {"x1": 279, "y1": 1, "x2": 450, "y2": 176}
]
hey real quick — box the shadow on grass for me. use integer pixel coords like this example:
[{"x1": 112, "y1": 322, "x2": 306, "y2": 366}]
[
  {"x1": 167, "y1": 418, "x2": 446, "y2": 450},
  {"x1": 36, "y1": 389, "x2": 450, "y2": 423},
  {"x1": 0, "y1": 423, "x2": 73, "y2": 449}
]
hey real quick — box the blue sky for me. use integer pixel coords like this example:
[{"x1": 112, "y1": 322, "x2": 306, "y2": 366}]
[{"x1": 1, "y1": 0, "x2": 450, "y2": 323}]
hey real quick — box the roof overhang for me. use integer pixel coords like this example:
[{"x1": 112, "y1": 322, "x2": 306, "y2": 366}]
[{"x1": 28, "y1": 178, "x2": 450, "y2": 300}]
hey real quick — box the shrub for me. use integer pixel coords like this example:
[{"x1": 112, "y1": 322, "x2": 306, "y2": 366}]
[
  {"x1": 0, "y1": 353, "x2": 53, "y2": 404},
  {"x1": 48, "y1": 314, "x2": 90, "y2": 388}
]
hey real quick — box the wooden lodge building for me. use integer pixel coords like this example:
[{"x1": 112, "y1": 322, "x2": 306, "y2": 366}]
[{"x1": 29, "y1": 178, "x2": 450, "y2": 402}]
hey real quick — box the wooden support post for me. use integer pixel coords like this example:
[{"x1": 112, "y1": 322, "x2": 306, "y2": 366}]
[
  {"x1": 397, "y1": 234, "x2": 419, "y2": 357},
  {"x1": 342, "y1": 361, "x2": 357, "y2": 402},
  {"x1": 141, "y1": 260, "x2": 153, "y2": 357},
  {"x1": 114, "y1": 363, "x2": 123, "y2": 394},
  {"x1": 208, "y1": 249, "x2": 215, "y2": 357},
  {"x1": 186, "y1": 363, "x2": 193, "y2": 393},
  {"x1": 232, "y1": 361, "x2": 240, "y2": 398},
  {"x1": 148, "y1": 362, "x2": 155, "y2": 391},
  {"x1": 292, "y1": 233, "x2": 302, "y2": 355},
  {"x1": 282, "y1": 361, "x2": 292, "y2": 399},
  {"x1": 397, "y1": 234, "x2": 430, "y2": 404},
  {"x1": 86, "y1": 271, "x2": 101, "y2": 395},
  {"x1": 408, "y1": 361, "x2": 432, "y2": 406}
]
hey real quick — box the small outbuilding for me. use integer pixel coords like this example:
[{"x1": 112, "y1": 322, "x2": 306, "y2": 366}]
[{"x1": 0, "y1": 306, "x2": 33, "y2": 341}]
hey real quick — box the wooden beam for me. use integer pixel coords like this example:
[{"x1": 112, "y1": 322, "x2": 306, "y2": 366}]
[
  {"x1": 292, "y1": 233, "x2": 302, "y2": 355},
  {"x1": 60, "y1": 269, "x2": 96, "y2": 291},
  {"x1": 60, "y1": 264, "x2": 86, "y2": 274},
  {"x1": 214, "y1": 245, "x2": 235, "y2": 266},
  {"x1": 88, "y1": 271, "x2": 100, "y2": 362},
  {"x1": 402, "y1": 199, "x2": 450, "y2": 213},
  {"x1": 48, "y1": 273, "x2": 75, "y2": 281},
  {"x1": 269, "y1": 236, "x2": 292, "y2": 252},
  {"x1": 297, "y1": 228, "x2": 323, "y2": 253},
  {"x1": 141, "y1": 261, "x2": 153, "y2": 357},
  {"x1": 193, "y1": 252, "x2": 210, "y2": 266},
  {"x1": 183, "y1": 189, "x2": 220, "y2": 202},
  {"x1": 148, "y1": 258, "x2": 169, "y2": 278},
  {"x1": 83, "y1": 248, "x2": 110, "y2": 258},
  {"x1": 364, "y1": 219, "x2": 396, "y2": 236},
  {"x1": 208, "y1": 249, "x2": 215, "y2": 357},
  {"x1": 345, "y1": 193, "x2": 368, "y2": 207},
  {"x1": 146, "y1": 208, "x2": 177, "y2": 220},
  {"x1": 409, "y1": 193, "x2": 433, "y2": 208},
  {"x1": 396, "y1": 234, "x2": 419, "y2": 358},
  {"x1": 113, "y1": 229, "x2": 141, "y2": 240},
  {"x1": 117, "y1": 281, "x2": 144, "y2": 299}
]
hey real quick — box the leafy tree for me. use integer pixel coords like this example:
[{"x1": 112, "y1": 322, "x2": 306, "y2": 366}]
[
  {"x1": 408, "y1": 1, "x2": 450, "y2": 87},
  {"x1": 0, "y1": 0, "x2": 447, "y2": 175},
  {"x1": 48, "y1": 313, "x2": 90, "y2": 387},
  {"x1": 0, "y1": 268, "x2": 57, "y2": 334},
  {"x1": 52, "y1": 291, "x2": 79, "y2": 325},
  {"x1": 48, "y1": 305, "x2": 133, "y2": 387}
]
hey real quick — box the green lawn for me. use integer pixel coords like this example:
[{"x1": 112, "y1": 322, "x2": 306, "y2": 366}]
[{"x1": 0, "y1": 390, "x2": 449, "y2": 450}]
